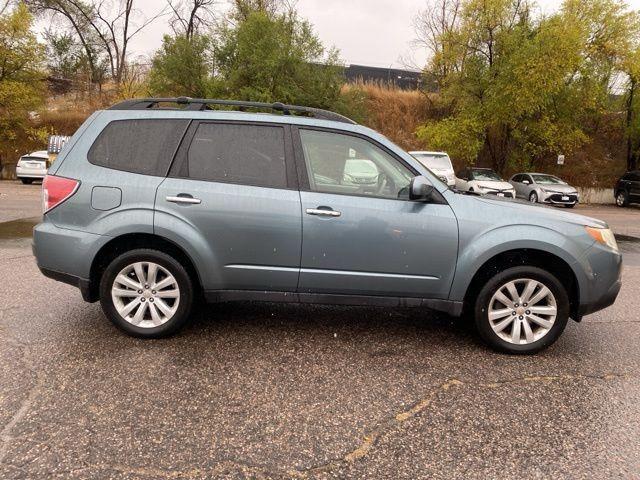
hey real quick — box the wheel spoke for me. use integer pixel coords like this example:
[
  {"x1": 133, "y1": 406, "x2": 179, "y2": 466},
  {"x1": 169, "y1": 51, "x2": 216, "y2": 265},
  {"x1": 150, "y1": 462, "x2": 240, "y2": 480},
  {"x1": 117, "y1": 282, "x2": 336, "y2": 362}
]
[
  {"x1": 148, "y1": 302, "x2": 162, "y2": 325},
  {"x1": 528, "y1": 286, "x2": 551, "y2": 306},
  {"x1": 112, "y1": 288, "x2": 138, "y2": 298},
  {"x1": 505, "y1": 282, "x2": 520, "y2": 303},
  {"x1": 147, "y1": 263, "x2": 158, "y2": 286},
  {"x1": 118, "y1": 298, "x2": 140, "y2": 317},
  {"x1": 156, "y1": 289, "x2": 179, "y2": 299},
  {"x1": 154, "y1": 298, "x2": 174, "y2": 316},
  {"x1": 493, "y1": 316, "x2": 515, "y2": 333},
  {"x1": 489, "y1": 308, "x2": 513, "y2": 321},
  {"x1": 153, "y1": 276, "x2": 174, "y2": 291},
  {"x1": 529, "y1": 305, "x2": 557, "y2": 316},
  {"x1": 494, "y1": 290, "x2": 513, "y2": 307},
  {"x1": 511, "y1": 319, "x2": 522, "y2": 343},
  {"x1": 527, "y1": 313, "x2": 553, "y2": 329},
  {"x1": 134, "y1": 263, "x2": 147, "y2": 285},
  {"x1": 522, "y1": 319, "x2": 535, "y2": 343},
  {"x1": 115, "y1": 274, "x2": 141, "y2": 291},
  {"x1": 131, "y1": 301, "x2": 148, "y2": 325},
  {"x1": 520, "y1": 280, "x2": 537, "y2": 303}
]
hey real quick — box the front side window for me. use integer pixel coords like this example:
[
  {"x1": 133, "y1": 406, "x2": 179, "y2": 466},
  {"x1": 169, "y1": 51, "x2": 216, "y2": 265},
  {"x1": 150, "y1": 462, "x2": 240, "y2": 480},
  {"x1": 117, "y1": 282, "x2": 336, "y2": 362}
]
[
  {"x1": 298, "y1": 129, "x2": 414, "y2": 199},
  {"x1": 89, "y1": 119, "x2": 190, "y2": 176},
  {"x1": 184, "y1": 123, "x2": 287, "y2": 188}
]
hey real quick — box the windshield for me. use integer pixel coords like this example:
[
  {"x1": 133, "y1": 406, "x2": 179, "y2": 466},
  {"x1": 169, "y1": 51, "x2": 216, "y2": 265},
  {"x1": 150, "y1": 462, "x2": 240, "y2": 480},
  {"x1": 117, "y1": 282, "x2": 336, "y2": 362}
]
[
  {"x1": 531, "y1": 174, "x2": 565, "y2": 185},
  {"x1": 413, "y1": 154, "x2": 452, "y2": 170},
  {"x1": 472, "y1": 169, "x2": 502, "y2": 181}
]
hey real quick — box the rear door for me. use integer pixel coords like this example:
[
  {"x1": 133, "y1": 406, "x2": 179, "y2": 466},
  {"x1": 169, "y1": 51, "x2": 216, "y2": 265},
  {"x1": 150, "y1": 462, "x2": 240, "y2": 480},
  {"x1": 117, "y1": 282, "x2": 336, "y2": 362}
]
[
  {"x1": 155, "y1": 121, "x2": 302, "y2": 293},
  {"x1": 293, "y1": 127, "x2": 458, "y2": 299}
]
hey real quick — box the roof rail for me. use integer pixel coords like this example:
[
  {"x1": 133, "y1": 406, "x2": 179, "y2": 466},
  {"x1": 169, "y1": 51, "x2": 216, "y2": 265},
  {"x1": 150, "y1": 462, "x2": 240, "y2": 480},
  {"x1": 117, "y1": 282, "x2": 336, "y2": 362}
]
[{"x1": 108, "y1": 97, "x2": 357, "y2": 125}]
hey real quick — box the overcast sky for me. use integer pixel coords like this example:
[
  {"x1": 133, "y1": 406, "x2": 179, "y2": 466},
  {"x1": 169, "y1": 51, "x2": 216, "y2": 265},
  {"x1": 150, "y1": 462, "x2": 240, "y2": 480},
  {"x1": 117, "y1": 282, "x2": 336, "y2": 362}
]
[{"x1": 128, "y1": 0, "x2": 640, "y2": 70}]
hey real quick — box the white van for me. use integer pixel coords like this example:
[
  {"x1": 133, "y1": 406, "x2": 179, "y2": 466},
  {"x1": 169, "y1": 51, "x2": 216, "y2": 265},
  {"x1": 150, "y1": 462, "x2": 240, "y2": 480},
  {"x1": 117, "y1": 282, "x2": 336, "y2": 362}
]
[{"x1": 409, "y1": 151, "x2": 455, "y2": 187}]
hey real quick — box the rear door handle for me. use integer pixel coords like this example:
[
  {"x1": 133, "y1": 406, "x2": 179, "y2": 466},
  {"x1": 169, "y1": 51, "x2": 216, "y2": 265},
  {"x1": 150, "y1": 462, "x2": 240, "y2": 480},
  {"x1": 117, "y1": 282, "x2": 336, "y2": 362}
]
[
  {"x1": 166, "y1": 195, "x2": 201, "y2": 205},
  {"x1": 306, "y1": 208, "x2": 341, "y2": 217}
]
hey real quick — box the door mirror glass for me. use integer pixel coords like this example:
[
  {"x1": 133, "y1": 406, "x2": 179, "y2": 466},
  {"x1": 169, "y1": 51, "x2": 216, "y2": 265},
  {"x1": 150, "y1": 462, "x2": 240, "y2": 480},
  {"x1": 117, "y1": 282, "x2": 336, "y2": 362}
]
[
  {"x1": 522, "y1": 179, "x2": 531, "y2": 185},
  {"x1": 410, "y1": 175, "x2": 435, "y2": 201}
]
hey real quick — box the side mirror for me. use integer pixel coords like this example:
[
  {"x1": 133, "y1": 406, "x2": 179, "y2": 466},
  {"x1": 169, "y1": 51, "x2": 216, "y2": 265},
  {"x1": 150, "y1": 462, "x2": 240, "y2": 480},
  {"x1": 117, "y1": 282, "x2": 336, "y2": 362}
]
[
  {"x1": 522, "y1": 180, "x2": 531, "y2": 185},
  {"x1": 410, "y1": 175, "x2": 436, "y2": 201}
]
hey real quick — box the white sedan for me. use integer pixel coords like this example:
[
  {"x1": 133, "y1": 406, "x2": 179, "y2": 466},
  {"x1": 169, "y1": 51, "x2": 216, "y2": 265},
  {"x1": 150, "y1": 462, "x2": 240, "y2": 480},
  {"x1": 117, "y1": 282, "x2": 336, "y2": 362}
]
[
  {"x1": 455, "y1": 167, "x2": 516, "y2": 198},
  {"x1": 16, "y1": 150, "x2": 48, "y2": 184}
]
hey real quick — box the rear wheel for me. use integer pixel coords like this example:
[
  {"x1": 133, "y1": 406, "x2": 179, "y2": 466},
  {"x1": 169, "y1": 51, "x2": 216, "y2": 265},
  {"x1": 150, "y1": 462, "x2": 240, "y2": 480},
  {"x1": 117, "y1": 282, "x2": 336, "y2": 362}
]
[
  {"x1": 99, "y1": 249, "x2": 194, "y2": 338},
  {"x1": 616, "y1": 190, "x2": 629, "y2": 207},
  {"x1": 20, "y1": 178, "x2": 33, "y2": 185},
  {"x1": 474, "y1": 266, "x2": 569, "y2": 354}
]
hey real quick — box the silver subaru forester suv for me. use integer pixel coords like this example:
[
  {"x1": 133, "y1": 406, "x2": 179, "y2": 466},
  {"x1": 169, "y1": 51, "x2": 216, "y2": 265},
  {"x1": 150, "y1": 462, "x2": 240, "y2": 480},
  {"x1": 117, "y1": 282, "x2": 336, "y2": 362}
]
[{"x1": 33, "y1": 98, "x2": 622, "y2": 354}]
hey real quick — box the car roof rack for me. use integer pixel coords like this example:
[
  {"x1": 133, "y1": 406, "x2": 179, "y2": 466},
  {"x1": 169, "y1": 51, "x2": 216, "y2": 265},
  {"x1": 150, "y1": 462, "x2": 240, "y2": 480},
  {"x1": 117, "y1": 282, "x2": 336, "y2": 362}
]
[{"x1": 108, "y1": 97, "x2": 357, "y2": 125}]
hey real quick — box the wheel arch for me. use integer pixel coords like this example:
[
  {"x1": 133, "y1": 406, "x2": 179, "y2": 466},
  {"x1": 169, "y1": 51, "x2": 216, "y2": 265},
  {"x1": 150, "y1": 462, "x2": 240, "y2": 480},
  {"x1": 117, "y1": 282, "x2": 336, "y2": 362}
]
[
  {"x1": 461, "y1": 248, "x2": 580, "y2": 320},
  {"x1": 87, "y1": 232, "x2": 203, "y2": 302}
]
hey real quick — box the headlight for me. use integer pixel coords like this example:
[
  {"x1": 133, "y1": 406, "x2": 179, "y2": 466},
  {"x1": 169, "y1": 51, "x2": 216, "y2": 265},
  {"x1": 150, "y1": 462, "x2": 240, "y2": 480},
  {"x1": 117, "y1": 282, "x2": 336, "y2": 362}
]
[{"x1": 585, "y1": 227, "x2": 618, "y2": 252}]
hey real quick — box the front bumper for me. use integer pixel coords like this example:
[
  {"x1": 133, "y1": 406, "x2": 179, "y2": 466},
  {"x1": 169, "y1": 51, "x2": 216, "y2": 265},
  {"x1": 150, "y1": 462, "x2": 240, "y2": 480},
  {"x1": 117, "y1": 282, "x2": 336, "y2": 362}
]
[
  {"x1": 575, "y1": 242, "x2": 622, "y2": 319},
  {"x1": 540, "y1": 191, "x2": 579, "y2": 205}
]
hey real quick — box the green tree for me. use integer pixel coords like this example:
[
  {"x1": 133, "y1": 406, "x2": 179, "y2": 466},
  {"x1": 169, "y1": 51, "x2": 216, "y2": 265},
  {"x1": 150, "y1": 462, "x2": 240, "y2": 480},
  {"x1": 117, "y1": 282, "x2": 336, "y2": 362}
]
[
  {"x1": 148, "y1": 33, "x2": 217, "y2": 97},
  {"x1": 213, "y1": 10, "x2": 344, "y2": 109},
  {"x1": 416, "y1": 0, "x2": 638, "y2": 174},
  {"x1": 0, "y1": 3, "x2": 46, "y2": 170}
]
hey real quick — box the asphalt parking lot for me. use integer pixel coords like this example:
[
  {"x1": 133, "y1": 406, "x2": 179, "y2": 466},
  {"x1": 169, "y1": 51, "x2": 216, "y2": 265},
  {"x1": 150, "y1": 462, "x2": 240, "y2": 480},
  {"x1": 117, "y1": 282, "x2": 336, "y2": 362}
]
[{"x1": 1, "y1": 180, "x2": 639, "y2": 479}]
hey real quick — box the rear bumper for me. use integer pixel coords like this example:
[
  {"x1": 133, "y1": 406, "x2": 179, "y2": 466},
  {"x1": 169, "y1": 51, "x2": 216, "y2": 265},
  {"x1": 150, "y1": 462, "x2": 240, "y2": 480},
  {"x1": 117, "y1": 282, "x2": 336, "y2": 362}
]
[
  {"x1": 32, "y1": 220, "x2": 108, "y2": 302},
  {"x1": 37, "y1": 265, "x2": 93, "y2": 302},
  {"x1": 16, "y1": 167, "x2": 46, "y2": 178}
]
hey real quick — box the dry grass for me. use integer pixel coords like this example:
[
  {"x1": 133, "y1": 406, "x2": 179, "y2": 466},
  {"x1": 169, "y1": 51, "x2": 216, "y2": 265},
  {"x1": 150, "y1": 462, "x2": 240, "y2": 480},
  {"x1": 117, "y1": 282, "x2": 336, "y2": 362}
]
[{"x1": 343, "y1": 82, "x2": 434, "y2": 151}]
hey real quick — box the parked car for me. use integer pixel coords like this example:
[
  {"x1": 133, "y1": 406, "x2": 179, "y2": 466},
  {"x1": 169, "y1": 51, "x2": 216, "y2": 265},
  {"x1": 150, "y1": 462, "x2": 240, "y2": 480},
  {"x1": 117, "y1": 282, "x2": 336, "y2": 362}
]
[
  {"x1": 33, "y1": 98, "x2": 622, "y2": 354},
  {"x1": 455, "y1": 167, "x2": 516, "y2": 198},
  {"x1": 510, "y1": 173, "x2": 579, "y2": 208},
  {"x1": 15, "y1": 150, "x2": 48, "y2": 184},
  {"x1": 614, "y1": 170, "x2": 640, "y2": 207},
  {"x1": 409, "y1": 151, "x2": 456, "y2": 187}
]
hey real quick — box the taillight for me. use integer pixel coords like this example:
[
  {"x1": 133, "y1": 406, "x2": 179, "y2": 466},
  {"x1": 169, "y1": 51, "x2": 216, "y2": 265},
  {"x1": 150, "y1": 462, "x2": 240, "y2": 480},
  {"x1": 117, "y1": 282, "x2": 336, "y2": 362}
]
[{"x1": 42, "y1": 175, "x2": 79, "y2": 213}]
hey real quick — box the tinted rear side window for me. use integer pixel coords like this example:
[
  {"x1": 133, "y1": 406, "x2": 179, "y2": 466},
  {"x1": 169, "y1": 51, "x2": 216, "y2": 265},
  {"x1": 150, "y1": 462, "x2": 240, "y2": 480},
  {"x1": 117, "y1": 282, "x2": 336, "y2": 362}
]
[
  {"x1": 183, "y1": 123, "x2": 287, "y2": 188},
  {"x1": 89, "y1": 119, "x2": 190, "y2": 176}
]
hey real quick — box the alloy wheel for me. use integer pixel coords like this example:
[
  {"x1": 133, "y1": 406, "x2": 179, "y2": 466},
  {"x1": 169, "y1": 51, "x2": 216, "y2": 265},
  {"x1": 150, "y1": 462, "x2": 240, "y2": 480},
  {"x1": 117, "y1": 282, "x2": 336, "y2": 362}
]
[
  {"x1": 488, "y1": 278, "x2": 557, "y2": 345},
  {"x1": 616, "y1": 192, "x2": 625, "y2": 206},
  {"x1": 111, "y1": 261, "x2": 180, "y2": 328}
]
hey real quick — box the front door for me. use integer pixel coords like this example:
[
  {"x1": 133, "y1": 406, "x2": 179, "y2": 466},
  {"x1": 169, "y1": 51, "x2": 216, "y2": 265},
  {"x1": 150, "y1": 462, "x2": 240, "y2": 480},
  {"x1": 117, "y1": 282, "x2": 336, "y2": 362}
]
[
  {"x1": 294, "y1": 128, "x2": 458, "y2": 299},
  {"x1": 155, "y1": 121, "x2": 302, "y2": 293}
]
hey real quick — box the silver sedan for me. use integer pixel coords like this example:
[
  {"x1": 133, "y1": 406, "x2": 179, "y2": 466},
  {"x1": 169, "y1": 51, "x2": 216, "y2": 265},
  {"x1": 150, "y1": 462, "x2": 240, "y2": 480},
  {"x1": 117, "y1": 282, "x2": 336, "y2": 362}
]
[{"x1": 509, "y1": 173, "x2": 579, "y2": 208}]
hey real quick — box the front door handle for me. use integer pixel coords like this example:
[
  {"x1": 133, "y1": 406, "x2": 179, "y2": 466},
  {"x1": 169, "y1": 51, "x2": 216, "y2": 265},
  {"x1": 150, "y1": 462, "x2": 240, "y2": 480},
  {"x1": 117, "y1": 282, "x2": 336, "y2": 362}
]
[
  {"x1": 166, "y1": 195, "x2": 201, "y2": 205},
  {"x1": 306, "y1": 208, "x2": 341, "y2": 217}
]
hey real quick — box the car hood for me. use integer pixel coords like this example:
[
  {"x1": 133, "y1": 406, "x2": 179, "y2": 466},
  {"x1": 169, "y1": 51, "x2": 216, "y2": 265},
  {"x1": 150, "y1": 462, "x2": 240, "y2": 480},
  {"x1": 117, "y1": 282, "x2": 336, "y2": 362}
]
[
  {"x1": 537, "y1": 183, "x2": 577, "y2": 194},
  {"x1": 476, "y1": 180, "x2": 514, "y2": 190},
  {"x1": 466, "y1": 193, "x2": 606, "y2": 228}
]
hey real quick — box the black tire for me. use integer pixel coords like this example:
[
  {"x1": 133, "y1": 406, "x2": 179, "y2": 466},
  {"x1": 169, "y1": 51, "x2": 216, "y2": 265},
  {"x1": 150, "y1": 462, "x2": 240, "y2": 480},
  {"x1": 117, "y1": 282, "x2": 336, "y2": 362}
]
[
  {"x1": 20, "y1": 178, "x2": 33, "y2": 184},
  {"x1": 615, "y1": 190, "x2": 629, "y2": 208},
  {"x1": 474, "y1": 266, "x2": 569, "y2": 354},
  {"x1": 99, "y1": 249, "x2": 194, "y2": 338},
  {"x1": 529, "y1": 192, "x2": 538, "y2": 203},
  {"x1": 564, "y1": 203, "x2": 576, "y2": 209}
]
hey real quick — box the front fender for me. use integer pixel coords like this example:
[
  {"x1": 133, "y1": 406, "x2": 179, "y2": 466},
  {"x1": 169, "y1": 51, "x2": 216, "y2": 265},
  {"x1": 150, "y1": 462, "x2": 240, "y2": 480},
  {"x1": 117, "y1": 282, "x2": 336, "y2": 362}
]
[{"x1": 449, "y1": 224, "x2": 589, "y2": 302}]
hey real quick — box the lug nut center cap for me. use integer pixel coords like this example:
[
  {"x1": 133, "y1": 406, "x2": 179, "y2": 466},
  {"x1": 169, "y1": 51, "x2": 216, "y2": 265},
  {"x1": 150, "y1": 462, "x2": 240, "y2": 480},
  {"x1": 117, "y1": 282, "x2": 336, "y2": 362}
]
[{"x1": 516, "y1": 307, "x2": 526, "y2": 316}]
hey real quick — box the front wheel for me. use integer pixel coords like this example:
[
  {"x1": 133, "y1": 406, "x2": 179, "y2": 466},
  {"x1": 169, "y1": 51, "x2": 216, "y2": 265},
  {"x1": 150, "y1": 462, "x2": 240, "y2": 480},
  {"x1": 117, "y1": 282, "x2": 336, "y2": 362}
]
[
  {"x1": 616, "y1": 190, "x2": 629, "y2": 208},
  {"x1": 529, "y1": 192, "x2": 538, "y2": 203},
  {"x1": 99, "y1": 249, "x2": 194, "y2": 338},
  {"x1": 474, "y1": 266, "x2": 569, "y2": 354}
]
